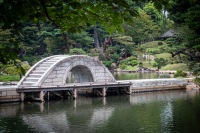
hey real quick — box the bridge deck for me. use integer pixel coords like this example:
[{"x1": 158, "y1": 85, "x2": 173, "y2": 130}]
[{"x1": 17, "y1": 82, "x2": 132, "y2": 92}]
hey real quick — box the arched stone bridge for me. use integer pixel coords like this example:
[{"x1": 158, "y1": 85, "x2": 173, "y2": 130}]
[
  {"x1": 18, "y1": 55, "x2": 116, "y2": 87},
  {"x1": 15, "y1": 55, "x2": 188, "y2": 102}
]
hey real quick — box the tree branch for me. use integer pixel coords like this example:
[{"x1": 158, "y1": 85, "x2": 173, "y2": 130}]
[
  {"x1": 171, "y1": 48, "x2": 200, "y2": 60},
  {"x1": 40, "y1": 0, "x2": 59, "y2": 27}
]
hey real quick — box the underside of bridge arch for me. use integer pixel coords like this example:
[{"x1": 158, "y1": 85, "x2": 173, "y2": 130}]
[{"x1": 66, "y1": 65, "x2": 94, "y2": 83}]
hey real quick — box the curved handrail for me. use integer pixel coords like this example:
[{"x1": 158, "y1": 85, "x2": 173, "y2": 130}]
[
  {"x1": 35, "y1": 55, "x2": 70, "y2": 86},
  {"x1": 17, "y1": 55, "x2": 56, "y2": 86}
]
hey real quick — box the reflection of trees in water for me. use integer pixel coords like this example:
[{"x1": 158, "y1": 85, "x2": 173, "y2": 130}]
[
  {"x1": 1, "y1": 90, "x2": 200, "y2": 133},
  {"x1": 113, "y1": 72, "x2": 158, "y2": 80},
  {"x1": 129, "y1": 90, "x2": 189, "y2": 105}
]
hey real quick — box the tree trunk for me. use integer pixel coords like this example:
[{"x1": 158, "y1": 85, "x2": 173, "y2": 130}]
[
  {"x1": 103, "y1": 36, "x2": 111, "y2": 52},
  {"x1": 93, "y1": 26, "x2": 100, "y2": 48},
  {"x1": 177, "y1": 53, "x2": 181, "y2": 61},
  {"x1": 93, "y1": 26, "x2": 107, "y2": 60},
  {"x1": 63, "y1": 33, "x2": 70, "y2": 53}
]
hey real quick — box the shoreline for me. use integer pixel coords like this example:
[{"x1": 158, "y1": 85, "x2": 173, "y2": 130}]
[{"x1": 110, "y1": 69, "x2": 177, "y2": 74}]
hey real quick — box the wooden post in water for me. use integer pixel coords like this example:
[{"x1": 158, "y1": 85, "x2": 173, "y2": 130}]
[
  {"x1": 20, "y1": 92, "x2": 25, "y2": 102},
  {"x1": 48, "y1": 92, "x2": 49, "y2": 101},
  {"x1": 129, "y1": 87, "x2": 132, "y2": 94},
  {"x1": 40, "y1": 91, "x2": 44, "y2": 102},
  {"x1": 102, "y1": 87, "x2": 106, "y2": 97},
  {"x1": 73, "y1": 88, "x2": 78, "y2": 99}
]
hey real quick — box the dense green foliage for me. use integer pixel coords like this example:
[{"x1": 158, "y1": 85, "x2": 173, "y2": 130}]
[
  {"x1": 167, "y1": 0, "x2": 200, "y2": 75},
  {"x1": 153, "y1": 58, "x2": 167, "y2": 70},
  {"x1": 174, "y1": 70, "x2": 187, "y2": 78},
  {"x1": 0, "y1": 0, "x2": 199, "y2": 80}
]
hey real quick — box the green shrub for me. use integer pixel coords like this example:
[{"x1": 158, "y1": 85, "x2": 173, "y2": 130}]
[
  {"x1": 158, "y1": 41, "x2": 163, "y2": 45},
  {"x1": 126, "y1": 56, "x2": 137, "y2": 61},
  {"x1": 153, "y1": 58, "x2": 167, "y2": 70},
  {"x1": 120, "y1": 56, "x2": 138, "y2": 66},
  {"x1": 146, "y1": 48, "x2": 160, "y2": 54},
  {"x1": 5, "y1": 63, "x2": 30, "y2": 75},
  {"x1": 5, "y1": 66, "x2": 18, "y2": 75},
  {"x1": 189, "y1": 62, "x2": 200, "y2": 77},
  {"x1": 102, "y1": 61, "x2": 112, "y2": 69},
  {"x1": 125, "y1": 65, "x2": 137, "y2": 70},
  {"x1": 70, "y1": 48, "x2": 87, "y2": 55},
  {"x1": 120, "y1": 60, "x2": 127, "y2": 65},
  {"x1": 192, "y1": 67, "x2": 200, "y2": 77},
  {"x1": 22, "y1": 56, "x2": 41, "y2": 66},
  {"x1": 130, "y1": 60, "x2": 138, "y2": 66},
  {"x1": 119, "y1": 63, "x2": 127, "y2": 70},
  {"x1": 21, "y1": 63, "x2": 31, "y2": 72},
  {"x1": 174, "y1": 70, "x2": 187, "y2": 78},
  {"x1": 88, "y1": 48, "x2": 100, "y2": 57},
  {"x1": 111, "y1": 54, "x2": 119, "y2": 63},
  {"x1": 138, "y1": 62, "x2": 143, "y2": 67}
]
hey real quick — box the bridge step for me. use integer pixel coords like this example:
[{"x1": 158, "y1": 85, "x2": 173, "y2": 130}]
[
  {"x1": 35, "y1": 67, "x2": 49, "y2": 70},
  {"x1": 42, "y1": 61, "x2": 56, "y2": 64},
  {"x1": 22, "y1": 81, "x2": 37, "y2": 86},
  {"x1": 32, "y1": 70, "x2": 46, "y2": 74},
  {"x1": 26, "y1": 77, "x2": 40, "y2": 82},
  {"x1": 29, "y1": 74, "x2": 43, "y2": 78},
  {"x1": 19, "y1": 56, "x2": 67, "y2": 87},
  {"x1": 39, "y1": 64, "x2": 53, "y2": 67},
  {"x1": 45, "y1": 59, "x2": 59, "y2": 61}
]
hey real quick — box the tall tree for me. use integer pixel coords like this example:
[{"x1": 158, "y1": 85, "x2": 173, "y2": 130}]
[
  {"x1": 167, "y1": 0, "x2": 200, "y2": 61},
  {"x1": 0, "y1": 0, "x2": 170, "y2": 65},
  {"x1": 124, "y1": 10, "x2": 161, "y2": 45}
]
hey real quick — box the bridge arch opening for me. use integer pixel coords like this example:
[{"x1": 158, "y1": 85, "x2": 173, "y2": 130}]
[{"x1": 66, "y1": 65, "x2": 94, "y2": 83}]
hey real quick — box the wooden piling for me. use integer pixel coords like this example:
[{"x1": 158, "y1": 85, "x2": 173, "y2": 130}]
[
  {"x1": 20, "y1": 92, "x2": 25, "y2": 102},
  {"x1": 40, "y1": 91, "x2": 44, "y2": 102},
  {"x1": 73, "y1": 88, "x2": 78, "y2": 99},
  {"x1": 102, "y1": 87, "x2": 106, "y2": 97}
]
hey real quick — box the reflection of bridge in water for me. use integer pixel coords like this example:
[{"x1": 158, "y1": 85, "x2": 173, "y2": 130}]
[
  {"x1": 0, "y1": 89, "x2": 198, "y2": 133},
  {"x1": 15, "y1": 55, "x2": 188, "y2": 102}
]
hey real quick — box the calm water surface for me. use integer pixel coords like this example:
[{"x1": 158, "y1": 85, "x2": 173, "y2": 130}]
[{"x1": 1, "y1": 89, "x2": 200, "y2": 133}]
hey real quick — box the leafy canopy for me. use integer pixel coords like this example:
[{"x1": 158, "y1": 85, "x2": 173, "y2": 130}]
[{"x1": 0, "y1": 0, "x2": 170, "y2": 33}]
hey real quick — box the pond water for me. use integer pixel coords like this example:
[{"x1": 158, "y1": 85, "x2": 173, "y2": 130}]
[
  {"x1": 113, "y1": 72, "x2": 159, "y2": 80},
  {"x1": 1, "y1": 89, "x2": 200, "y2": 133}
]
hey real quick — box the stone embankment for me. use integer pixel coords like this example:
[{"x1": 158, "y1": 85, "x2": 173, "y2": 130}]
[
  {"x1": 118, "y1": 78, "x2": 188, "y2": 93},
  {"x1": 0, "y1": 86, "x2": 20, "y2": 103}
]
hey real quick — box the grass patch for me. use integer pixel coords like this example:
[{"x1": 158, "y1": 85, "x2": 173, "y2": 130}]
[
  {"x1": 0, "y1": 75, "x2": 20, "y2": 82},
  {"x1": 120, "y1": 65, "x2": 138, "y2": 71},
  {"x1": 161, "y1": 63, "x2": 188, "y2": 71},
  {"x1": 140, "y1": 41, "x2": 168, "y2": 55},
  {"x1": 140, "y1": 41, "x2": 167, "y2": 48},
  {"x1": 142, "y1": 61, "x2": 157, "y2": 70},
  {"x1": 154, "y1": 53, "x2": 171, "y2": 61}
]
